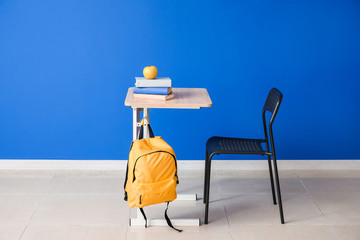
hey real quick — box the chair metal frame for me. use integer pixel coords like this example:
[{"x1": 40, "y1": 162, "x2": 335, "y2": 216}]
[{"x1": 203, "y1": 88, "x2": 284, "y2": 224}]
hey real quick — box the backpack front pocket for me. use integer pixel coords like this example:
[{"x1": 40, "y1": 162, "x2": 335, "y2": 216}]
[{"x1": 135, "y1": 177, "x2": 177, "y2": 207}]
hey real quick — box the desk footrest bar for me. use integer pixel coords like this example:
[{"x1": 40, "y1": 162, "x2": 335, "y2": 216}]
[
  {"x1": 130, "y1": 218, "x2": 200, "y2": 227},
  {"x1": 175, "y1": 194, "x2": 197, "y2": 201}
]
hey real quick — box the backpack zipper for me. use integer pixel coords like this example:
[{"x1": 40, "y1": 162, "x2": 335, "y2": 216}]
[{"x1": 132, "y1": 150, "x2": 178, "y2": 182}]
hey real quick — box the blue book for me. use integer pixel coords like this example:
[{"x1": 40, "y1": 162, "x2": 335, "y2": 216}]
[{"x1": 133, "y1": 87, "x2": 172, "y2": 95}]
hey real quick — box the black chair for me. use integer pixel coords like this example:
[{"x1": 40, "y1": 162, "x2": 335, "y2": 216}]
[{"x1": 203, "y1": 88, "x2": 285, "y2": 224}]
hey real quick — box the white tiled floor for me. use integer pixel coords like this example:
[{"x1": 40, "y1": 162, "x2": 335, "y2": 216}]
[{"x1": 0, "y1": 169, "x2": 360, "y2": 240}]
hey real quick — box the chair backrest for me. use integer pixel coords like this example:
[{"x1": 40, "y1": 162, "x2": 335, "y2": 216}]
[
  {"x1": 262, "y1": 88, "x2": 283, "y2": 154},
  {"x1": 263, "y1": 88, "x2": 283, "y2": 117}
]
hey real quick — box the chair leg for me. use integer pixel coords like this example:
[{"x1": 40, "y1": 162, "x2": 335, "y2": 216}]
[
  {"x1": 267, "y1": 155, "x2": 277, "y2": 205},
  {"x1": 204, "y1": 153, "x2": 213, "y2": 225},
  {"x1": 203, "y1": 150, "x2": 209, "y2": 204},
  {"x1": 272, "y1": 154, "x2": 285, "y2": 224}
]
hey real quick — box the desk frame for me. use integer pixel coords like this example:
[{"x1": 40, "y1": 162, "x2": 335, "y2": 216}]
[
  {"x1": 126, "y1": 88, "x2": 212, "y2": 227},
  {"x1": 130, "y1": 107, "x2": 200, "y2": 227}
]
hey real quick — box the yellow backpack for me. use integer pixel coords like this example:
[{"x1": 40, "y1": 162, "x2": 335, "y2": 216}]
[{"x1": 124, "y1": 118, "x2": 182, "y2": 232}]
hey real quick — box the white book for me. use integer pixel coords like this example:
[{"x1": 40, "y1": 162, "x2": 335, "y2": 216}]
[{"x1": 135, "y1": 77, "x2": 172, "y2": 87}]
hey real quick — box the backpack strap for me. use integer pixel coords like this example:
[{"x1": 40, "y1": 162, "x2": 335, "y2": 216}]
[
  {"x1": 139, "y1": 208, "x2": 148, "y2": 228},
  {"x1": 138, "y1": 118, "x2": 155, "y2": 139},
  {"x1": 165, "y1": 202, "x2": 183, "y2": 232},
  {"x1": 139, "y1": 204, "x2": 182, "y2": 232},
  {"x1": 123, "y1": 161, "x2": 129, "y2": 201},
  {"x1": 124, "y1": 142, "x2": 134, "y2": 201}
]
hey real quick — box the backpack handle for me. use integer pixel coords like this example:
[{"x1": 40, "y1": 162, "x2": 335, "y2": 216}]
[{"x1": 138, "y1": 117, "x2": 155, "y2": 139}]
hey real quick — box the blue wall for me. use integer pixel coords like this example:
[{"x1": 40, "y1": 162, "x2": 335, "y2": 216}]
[{"x1": 1, "y1": 0, "x2": 359, "y2": 160}]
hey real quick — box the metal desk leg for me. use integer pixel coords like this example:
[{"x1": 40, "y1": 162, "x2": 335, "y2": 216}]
[{"x1": 129, "y1": 107, "x2": 200, "y2": 227}]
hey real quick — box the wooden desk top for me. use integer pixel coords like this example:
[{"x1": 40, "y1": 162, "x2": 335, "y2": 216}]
[{"x1": 124, "y1": 88, "x2": 212, "y2": 109}]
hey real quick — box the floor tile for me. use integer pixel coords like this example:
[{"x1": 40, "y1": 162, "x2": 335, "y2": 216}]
[
  {"x1": 0, "y1": 194, "x2": 42, "y2": 226},
  {"x1": 0, "y1": 170, "x2": 55, "y2": 178},
  {"x1": 48, "y1": 177, "x2": 124, "y2": 194},
  {"x1": 30, "y1": 194, "x2": 130, "y2": 226},
  {"x1": 214, "y1": 170, "x2": 307, "y2": 195},
  {"x1": 332, "y1": 225, "x2": 360, "y2": 240},
  {"x1": 296, "y1": 170, "x2": 360, "y2": 179},
  {"x1": 312, "y1": 194, "x2": 360, "y2": 225},
  {"x1": 217, "y1": 177, "x2": 307, "y2": 194},
  {"x1": 49, "y1": 170, "x2": 126, "y2": 195},
  {"x1": 0, "y1": 175, "x2": 52, "y2": 194},
  {"x1": 54, "y1": 170, "x2": 124, "y2": 178},
  {"x1": 127, "y1": 223, "x2": 232, "y2": 240},
  {"x1": 0, "y1": 225, "x2": 27, "y2": 240},
  {"x1": 283, "y1": 194, "x2": 329, "y2": 225},
  {"x1": 229, "y1": 225, "x2": 338, "y2": 240},
  {"x1": 300, "y1": 178, "x2": 360, "y2": 194},
  {"x1": 21, "y1": 225, "x2": 127, "y2": 240},
  {"x1": 215, "y1": 170, "x2": 297, "y2": 179},
  {"x1": 222, "y1": 193, "x2": 328, "y2": 225},
  {"x1": 176, "y1": 177, "x2": 221, "y2": 199},
  {"x1": 177, "y1": 170, "x2": 204, "y2": 179},
  {"x1": 0, "y1": 169, "x2": 358, "y2": 240},
  {"x1": 223, "y1": 193, "x2": 280, "y2": 225}
]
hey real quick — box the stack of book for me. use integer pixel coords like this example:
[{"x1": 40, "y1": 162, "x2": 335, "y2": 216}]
[{"x1": 133, "y1": 77, "x2": 174, "y2": 101}]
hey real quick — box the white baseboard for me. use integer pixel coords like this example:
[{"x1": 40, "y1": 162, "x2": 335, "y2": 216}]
[{"x1": 0, "y1": 159, "x2": 360, "y2": 170}]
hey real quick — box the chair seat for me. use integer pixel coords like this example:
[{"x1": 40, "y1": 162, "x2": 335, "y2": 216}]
[{"x1": 206, "y1": 136, "x2": 267, "y2": 155}]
